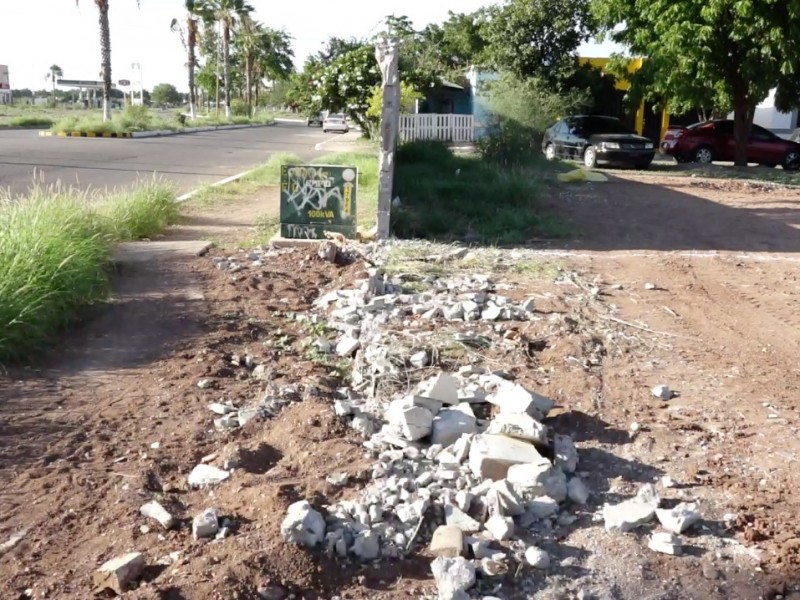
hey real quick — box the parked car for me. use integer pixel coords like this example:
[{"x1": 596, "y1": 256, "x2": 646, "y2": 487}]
[
  {"x1": 542, "y1": 115, "x2": 656, "y2": 169},
  {"x1": 323, "y1": 113, "x2": 349, "y2": 133},
  {"x1": 660, "y1": 119, "x2": 800, "y2": 169},
  {"x1": 306, "y1": 113, "x2": 323, "y2": 127}
]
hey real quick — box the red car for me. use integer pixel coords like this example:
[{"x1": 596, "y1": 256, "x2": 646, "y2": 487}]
[{"x1": 661, "y1": 119, "x2": 800, "y2": 170}]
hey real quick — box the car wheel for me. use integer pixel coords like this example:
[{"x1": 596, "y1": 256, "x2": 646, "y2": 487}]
[
  {"x1": 634, "y1": 160, "x2": 652, "y2": 170},
  {"x1": 784, "y1": 151, "x2": 800, "y2": 171},
  {"x1": 692, "y1": 146, "x2": 714, "y2": 164},
  {"x1": 583, "y1": 146, "x2": 597, "y2": 168},
  {"x1": 544, "y1": 144, "x2": 556, "y2": 161}
]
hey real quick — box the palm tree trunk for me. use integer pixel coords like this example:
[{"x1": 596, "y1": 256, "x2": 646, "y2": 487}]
[
  {"x1": 187, "y1": 16, "x2": 197, "y2": 120},
  {"x1": 245, "y1": 53, "x2": 253, "y2": 117},
  {"x1": 98, "y1": 0, "x2": 113, "y2": 122},
  {"x1": 223, "y1": 19, "x2": 232, "y2": 118}
]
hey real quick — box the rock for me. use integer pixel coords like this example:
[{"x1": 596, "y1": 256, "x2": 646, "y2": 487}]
[
  {"x1": 485, "y1": 480, "x2": 524, "y2": 517},
  {"x1": 94, "y1": 552, "x2": 146, "y2": 594},
  {"x1": 444, "y1": 303, "x2": 465, "y2": 321},
  {"x1": 488, "y1": 382, "x2": 554, "y2": 420},
  {"x1": 431, "y1": 556, "x2": 476, "y2": 600},
  {"x1": 485, "y1": 412, "x2": 548, "y2": 445},
  {"x1": 525, "y1": 546, "x2": 550, "y2": 569},
  {"x1": 507, "y1": 463, "x2": 567, "y2": 502},
  {"x1": 352, "y1": 530, "x2": 381, "y2": 560},
  {"x1": 208, "y1": 402, "x2": 236, "y2": 415},
  {"x1": 430, "y1": 525, "x2": 465, "y2": 557},
  {"x1": 410, "y1": 350, "x2": 430, "y2": 368},
  {"x1": 603, "y1": 484, "x2": 660, "y2": 532},
  {"x1": 281, "y1": 501, "x2": 326, "y2": 547},
  {"x1": 485, "y1": 515, "x2": 514, "y2": 541},
  {"x1": 651, "y1": 384, "x2": 673, "y2": 400},
  {"x1": 656, "y1": 502, "x2": 701, "y2": 534},
  {"x1": 455, "y1": 490, "x2": 472, "y2": 512},
  {"x1": 351, "y1": 415, "x2": 375, "y2": 437},
  {"x1": 258, "y1": 584, "x2": 288, "y2": 600},
  {"x1": 252, "y1": 365, "x2": 271, "y2": 380},
  {"x1": 521, "y1": 297, "x2": 536, "y2": 312},
  {"x1": 334, "y1": 399, "x2": 353, "y2": 416},
  {"x1": 390, "y1": 404, "x2": 434, "y2": 441},
  {"x1": 187, "y1": 464, "x2": 230, "y2": 488},
  {"x1": 661, "y1": 475, "x2": 676, "y2": 488},
  {"x1": 445, "y1": 504, "x2": 481, "y2": 533},
  {"x1": 192, "y1": 508, "x2": 219, "y2": 540},
  {"x1": 648, "y1": 531, "x2": 682, "y2": 555},
  {"x1": 462, "y1": 301, "x2": 481, "y2": 321},
  {"x1": 452, "y1": 434, "x2": 473, "y2": 464},
  {"x1": 524, "y1": 496, "x2": 560, "y2": 521},
  {"x1": 644, "y1": 282, "x2": 657, "y2": 290},
  {"x1": 468, "y1": 538, "x2": 494, "y2": 559},
  {"x1": 481, "y1": 303, "x2": 503, "y2": 321},
  {"x1": 214, "y1": 414, "x2": 239, "y2": 429},
  {"x1": 318, "y1": 240, "x2": 338, "y2": 262},
  {"x1": 140, "y1": 501, "x2": 175, "y2": 530},
  {"x1": 419, "y1": 373, "x2": 460, "y2": 405},
  {"x1": 567, "y1": 477, "x2": 589, "y2": 505},
  {"x1": 336, "y1": 336, "x2": 361, "y2": 357},
  {"x1": 422, "y1": 307, "x2": 443, "y2": 320},
  {"x1": 197, "y1": 378, "x2": 213, "y2": 389},
  {"x1": 326, "y1": 472, "x2": 350, "y2": 487},
  {"x1": 432, "y1": 404, "x2": 477, "y2": 447},
  {"x1": 469, "y1": 434, "x2": 550, "y2": 481},
  {"x1": 312, "y1": 338, "x2": 332, "y2": 353},
  {"x1": 554, "y1": 434, "x2": 579, "y2": 473},
  {"x1": 480, "y1": 557, "x2": 508, "y2": 577}
]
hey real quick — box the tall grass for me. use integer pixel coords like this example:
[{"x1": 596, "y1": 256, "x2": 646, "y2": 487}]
[
  {"x1": 392, "y1": 141, "x2": 568, "y2": 245},
  {"x1": 4, "y1": 116, "x2": 55, "y2": 128},
  {"x1": 0, "y1": 180, "x2": 178, "y2": 363}
]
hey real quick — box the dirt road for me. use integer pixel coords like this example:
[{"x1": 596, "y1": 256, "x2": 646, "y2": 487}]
[{"x1": 2, "y1": 172, "x2": 800, "y2": 599}]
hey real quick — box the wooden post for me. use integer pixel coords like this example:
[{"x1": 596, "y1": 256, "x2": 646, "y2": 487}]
[{"x1": 375, "y1": 36, "x2": 400, "y2": 240}]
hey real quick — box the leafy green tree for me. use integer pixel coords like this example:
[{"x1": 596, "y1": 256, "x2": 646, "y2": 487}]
[
  {"x1": 484, "y1": 0, "x2": 593, "y2": 83},
  {"x1": 316, "y1": 45, "x2": 381, "y2": 132},
  {"x1": 594, "y1": 0, "x2": 800, "y2": 166},
  {"x1": 171, "y1": 0, "x2": 209, "y2": 119},
  {"x1": 75, "y1": 0, "x2": 141, "y2": 121},
  {"x1": 235, "y1": 16, "x2": 293, "y2": 112},
  {"x1": 151, "y1": 83, "x2": 183, "y2": 106}
]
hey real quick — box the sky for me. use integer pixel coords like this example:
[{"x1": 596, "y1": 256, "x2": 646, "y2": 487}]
[{"x1": 0, "y1": 0, "x2": 621, "y2": 92}]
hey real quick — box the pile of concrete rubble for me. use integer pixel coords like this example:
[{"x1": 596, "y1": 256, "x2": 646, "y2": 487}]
[{"x1": 277, "y1": 259, "x2": 702, "y2": 599}]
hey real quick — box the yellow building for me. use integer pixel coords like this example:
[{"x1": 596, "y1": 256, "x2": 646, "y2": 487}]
[{"x1": 578, "y1": 57, "x2": 671, "y2": 141}]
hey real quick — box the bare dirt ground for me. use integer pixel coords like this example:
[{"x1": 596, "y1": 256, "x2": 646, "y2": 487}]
[{"x1": 2, "y1": 170, "x2": 800, "y2": 599}]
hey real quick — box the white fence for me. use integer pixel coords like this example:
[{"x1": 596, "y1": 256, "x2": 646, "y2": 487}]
[{"x1": 399, "y1": 114, "x2": 474, "y2": 143}]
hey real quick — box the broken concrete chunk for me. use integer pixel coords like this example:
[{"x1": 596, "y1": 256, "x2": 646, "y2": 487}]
[
  {"x1": 648, "y1": 531, "x2": 682, "y2": 555},
  {"x1": 525, "y1": 496, "x2": 560, "y2": 520},
  {"x1": 651, "y1": 384, "x2": 673, "y2": 400},
  {"x1": 488, "y1": 382, "x2": 554, "y2": 420},
  {"x1": 445, "y1": 504, "x2": 481, "y2": 533},
  {"x1": 197, "y1": 378, "x2": 214, "y2": 389},
  {"x1": 94, "y1": 552, "x2": 146, "y2": 594},
  {"x1": 656, "y1": 503, "x2": 701, "y2": 534},
  {"x1": 336, "y1": 336, "x2": 361, "y2": 357},
  {"x1": 281, "y1": 501, "x2": 326, "y2": 547},
  {"x1": 140, "y1": 501, "x2": 175, "y2": 530},
  {"x1": 603, "y1": 484, "x2": 660, "y2": 532},
  {"x1": 485, "y1": 412, "x2": 548, "y2": 445},
  {"x1": 567, "y1": 477, "x2": 590, "y2": 505},
  {"x1": 192, "y1": 508, "x2": 219, "y2": 540},
  {"x1": 352, "y1": 530, "x2": 381, "y2": 560},
  {"x1": 507, "y1": 463, "x2": 566, "y2": 501},
  {"x1": 187, "y1": 464, "x2": 230, "y2": 488},
  {"x1": 525, "y1": 546, "x2": 550, "y2": 569},
  {"x1": 208, "y1": 402, "x2": 236, "y2": 415},
  {"x1": 485, "y1": 515, "x2": 514, "y2": 541},
  {"x1": 554, "y1": 434, "x2": 579, "y2": 473},
  {"x1": 431, "y1": 556, "x2": 476, "y2": 600},
  {"x1": 419, "y1": 373, "x2": 460, "y2": 405},
  {"x1": 410, "y1": 350, "x2": 430, "y2": 368},
  {"x1": 486, "y1": 480, "x2": 524, "y2": 517},
  {"x1": 481, "y1": 303, "x2": 503, "y2": 321},
  {"x1": 390, "y1": 405, "x2": 434, "y2": 442},
  {"x1": 469, "y1": 434, "x2": 550, "y2": 481},
  {"x1": 432, "y1": 404, "x2": 478, "y2": 447},
  {"x1": 480, "y1": 557, "x2": 509, "y2": 577},
  {"x1": 430, "y1": 525, "x2": 465, "y2": 557},
  {"x1": 452, "y1": 434, "x2": 473, "y2": 464},
  {"x1": 445, "y1": 303, "x2": 465, "y2": 321}
]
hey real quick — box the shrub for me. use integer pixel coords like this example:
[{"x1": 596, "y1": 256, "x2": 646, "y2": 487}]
[{"x1": 230, "y1": 99, "x2": 250, "y2": 117}]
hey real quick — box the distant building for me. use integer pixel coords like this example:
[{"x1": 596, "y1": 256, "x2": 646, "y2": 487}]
[{"x1": 0, "y1": 65, "x2": 11, "y2": 104}]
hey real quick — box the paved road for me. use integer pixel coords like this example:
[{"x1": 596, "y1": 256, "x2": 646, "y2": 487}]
[{"x1": 0, "y1": 122, "x2": 345, "y2": 196}]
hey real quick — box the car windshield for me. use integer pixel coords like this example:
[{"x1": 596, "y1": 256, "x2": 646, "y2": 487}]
[
  {"x1": 578, "y1": 117, "x2": 634, "y2": 135},
  {"x1": 327, "y1": 115, "x2": 344, "y2": 121}
]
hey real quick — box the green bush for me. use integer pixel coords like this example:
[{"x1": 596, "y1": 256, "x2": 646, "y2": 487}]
[
  {"x1": 8, "y1": 116, "x2": 54, "y2": 128},
  {"x1": 230, "y1": 99, "x2": 250, "y2": 117},
  {"x1": 392, "y1": 141, "x2": 566, "y2": 244},
  {"x1": 0, "y1": 181, "x2": 178, "y2": 363}
]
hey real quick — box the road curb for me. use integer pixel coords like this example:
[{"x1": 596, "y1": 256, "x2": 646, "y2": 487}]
[{"x1": 37, "y1": 122, "x2": 276, "y2": 140}]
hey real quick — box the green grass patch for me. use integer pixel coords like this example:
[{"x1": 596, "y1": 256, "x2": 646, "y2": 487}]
[
  {"x1": 0, "y1": 180, "x2": 178, "y2": 364},
  {"x1": 2, "y1": 116, "x2": 55, "y2": 128},
  {"x1": 392, "y1": 141, "x2": 568, "y2": 245}
]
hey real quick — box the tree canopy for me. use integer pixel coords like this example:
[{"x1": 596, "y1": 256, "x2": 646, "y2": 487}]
[{"x1": 151, "y1": 83, "x2": 183, "y2": 106}]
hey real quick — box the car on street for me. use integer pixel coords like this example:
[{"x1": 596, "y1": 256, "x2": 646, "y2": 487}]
[
  {"x1": 306, "y1": 113, "x2": 323, "y2": 127},
  {"x1": 660, "y1": 119, "x2": 800, "y2": 169},
  {"x1": 542, "y1": 115, "x2": 655, "y2": 169},
  {"x1": 323, "y1": 113, "x2": 349, "y2": 133}
]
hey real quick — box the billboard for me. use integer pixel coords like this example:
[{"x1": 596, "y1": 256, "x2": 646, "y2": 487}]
[{"x1": 279, "y1": 164, "x2": 358, "y2": 239}]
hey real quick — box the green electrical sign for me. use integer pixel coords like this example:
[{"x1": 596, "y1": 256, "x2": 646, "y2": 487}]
[{"x1": 279, "y1": 164, "x2": 358, "y2": 239}]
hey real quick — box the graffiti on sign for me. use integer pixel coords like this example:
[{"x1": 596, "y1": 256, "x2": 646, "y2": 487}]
[{"x1": 280, "y1": 164, "x2": 357, "y2": 239}]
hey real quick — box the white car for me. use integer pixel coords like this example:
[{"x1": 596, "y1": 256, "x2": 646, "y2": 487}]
[{"x1": 323, "y1": 113, "x2": 349, "y2": 133}]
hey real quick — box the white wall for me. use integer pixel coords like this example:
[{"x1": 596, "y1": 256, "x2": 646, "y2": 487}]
[{"x1": 728, "y1": 88, "x2": 797, "y2": 135}]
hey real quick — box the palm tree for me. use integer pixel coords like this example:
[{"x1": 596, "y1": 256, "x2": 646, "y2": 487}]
[
  {"x1": 171, "y1": 0, "x2": 207, "y2": 120},
  {"x1": 46, "y1": 65, "x2": 63, "y2": 106},
  {"x1": 206, "y1": 0, "x2": 253, "y2": 118},
  {"x1": 75, "y1": 1, "x2": 140, "y2": 122}
]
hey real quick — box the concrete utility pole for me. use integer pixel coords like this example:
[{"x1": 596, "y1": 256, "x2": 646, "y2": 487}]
[{"x1": 375, "y1": 36, "x2": 401, "y2": 240}]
